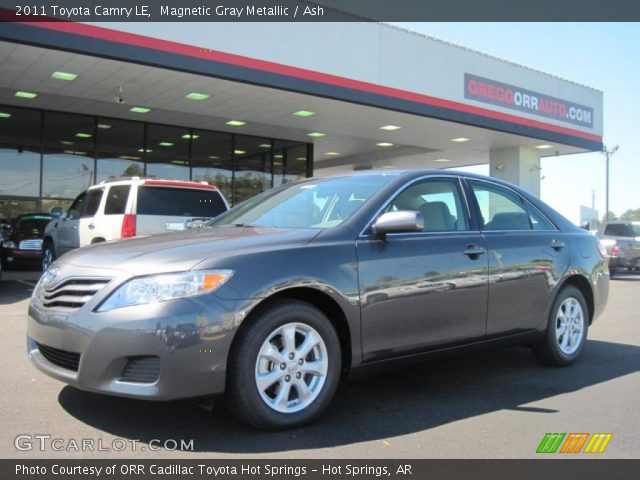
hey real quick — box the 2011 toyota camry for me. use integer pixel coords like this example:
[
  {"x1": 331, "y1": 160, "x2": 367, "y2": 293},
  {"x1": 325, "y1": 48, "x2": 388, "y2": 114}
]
[{"x1": 27, "y1": 170, "x2": 609, "y2": 429}]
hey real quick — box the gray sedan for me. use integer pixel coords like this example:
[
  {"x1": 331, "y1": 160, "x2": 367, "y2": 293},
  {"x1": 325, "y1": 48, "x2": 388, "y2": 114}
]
[{"x1": 27, "y1": 170, "x2": 609, "y2": 429}]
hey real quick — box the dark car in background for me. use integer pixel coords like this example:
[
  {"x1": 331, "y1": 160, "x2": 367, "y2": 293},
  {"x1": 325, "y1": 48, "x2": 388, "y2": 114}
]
[
  {"x1": 1, "y1": 213, "x2": 52, "y2": 274},
  {"x1": 27, "y1": 171, "x2": 609, "y2": 429}
]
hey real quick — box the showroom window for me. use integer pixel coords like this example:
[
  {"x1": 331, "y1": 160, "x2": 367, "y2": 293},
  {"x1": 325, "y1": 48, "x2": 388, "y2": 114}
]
[
  {"x1": 96, "y1": 118, "x2": 144, "y2": 183},
  {"x1": 191, "y1": 130, "x2": 233, "y2": 201},
  {"x1": 234, "y1": 134, "x2": 273, "y2": 204},
  {"x1": 145, "y1": 124, "x2": 190, "y2": 180},
  {"x1": 0, "y1": 104, "x2": 313, "y2": 211}
]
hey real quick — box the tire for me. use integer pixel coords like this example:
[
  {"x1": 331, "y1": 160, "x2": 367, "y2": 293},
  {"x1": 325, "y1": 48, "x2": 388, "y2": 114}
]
[
  {"x1": 226, "y1": 300, "x2": 341, "y2": 430},
  {"x1": 533, "y1": 286, "x2": 589, "y2": 366},
  {"x1": 42, "y1": 242, "x2": 56, "y2": 272}
]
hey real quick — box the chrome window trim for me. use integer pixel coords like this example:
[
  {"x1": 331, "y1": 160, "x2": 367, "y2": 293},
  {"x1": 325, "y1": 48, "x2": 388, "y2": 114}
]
[{"x1": 359, "y1": 174, "x2": 474, "y2": 238}]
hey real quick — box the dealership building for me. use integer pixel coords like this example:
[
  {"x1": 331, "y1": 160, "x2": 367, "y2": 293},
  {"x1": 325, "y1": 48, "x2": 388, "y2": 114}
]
[{"x1": 0, "y1": 17, "x2": 603, "y2": 221}]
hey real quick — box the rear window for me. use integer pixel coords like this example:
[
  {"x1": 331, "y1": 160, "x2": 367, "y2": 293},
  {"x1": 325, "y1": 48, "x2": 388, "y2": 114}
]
[
  {"x1": 137, "y1": 187, "x2": 227, "y2": 217},
  {"x1": 604, "y1": 223, "x2": 639, "y2": 237},
  {"x1": 105, "y1": 185, "x2": 131, "y2": 215}
]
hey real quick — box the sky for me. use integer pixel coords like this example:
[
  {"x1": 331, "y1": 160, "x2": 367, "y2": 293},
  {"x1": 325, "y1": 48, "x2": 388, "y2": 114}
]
[{"x1": 398, "y1": 23, "x2": 639, "y2": 224}]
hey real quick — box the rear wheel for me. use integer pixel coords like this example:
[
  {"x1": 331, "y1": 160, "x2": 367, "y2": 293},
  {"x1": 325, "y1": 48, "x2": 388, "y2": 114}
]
[
  {"x1": 533, "y1": 286, "x2": 588, "y2": 366},
  {"x1": 42, "y1": 242, "x2": 56, "y2": 272},
  {"x1": 227, "y1": 300, "x2": 341, "y2": 429}
]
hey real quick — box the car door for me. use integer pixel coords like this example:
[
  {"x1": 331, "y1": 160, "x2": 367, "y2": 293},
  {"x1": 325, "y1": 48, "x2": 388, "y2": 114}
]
[
  {"x1": 466, "y1": 179, "x2": 570, "y2": 336},
  {"x1": 78, "y1": 188, "x2": 104, "y2": 246},
  {"x1": 357, "y1": 177, "x2": 489, "y2": 362},
  {"x1": 55, "y1": 191, "x2": 86, "y2": 256}
]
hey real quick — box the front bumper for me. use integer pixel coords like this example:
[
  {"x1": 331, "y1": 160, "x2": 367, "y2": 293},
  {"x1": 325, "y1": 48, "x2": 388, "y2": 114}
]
[{"x1": 27, "y1": 280, "x2": 251, "y2": 401}]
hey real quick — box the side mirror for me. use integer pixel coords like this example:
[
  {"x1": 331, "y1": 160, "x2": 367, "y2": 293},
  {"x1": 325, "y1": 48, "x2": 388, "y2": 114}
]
[
  {"x1": 371, "y1": 210, "x2": 424, "y2": 239},
  {"x1": 49, "y1": 207, "x2": 64, "y2": 218}
]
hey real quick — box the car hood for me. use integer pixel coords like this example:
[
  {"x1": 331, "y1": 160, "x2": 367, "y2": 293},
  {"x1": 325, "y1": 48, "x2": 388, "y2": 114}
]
[{"x1": 60, "y1": 226, "x2": 321, "y2": 274}]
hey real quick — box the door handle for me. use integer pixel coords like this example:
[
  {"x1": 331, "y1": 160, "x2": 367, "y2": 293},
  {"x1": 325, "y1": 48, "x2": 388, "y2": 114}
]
[
  {"x1": 550, "y1": 239, "x2": 566, "y2": 250},
  {"x1": 463, "y1": 244, "x2": 486, "y2": 258}
]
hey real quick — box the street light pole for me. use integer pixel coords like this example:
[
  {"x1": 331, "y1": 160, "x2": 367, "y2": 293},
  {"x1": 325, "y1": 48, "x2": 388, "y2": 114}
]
[{"x1": 602, "y1": 144, "x2": 619, "y2": 222}]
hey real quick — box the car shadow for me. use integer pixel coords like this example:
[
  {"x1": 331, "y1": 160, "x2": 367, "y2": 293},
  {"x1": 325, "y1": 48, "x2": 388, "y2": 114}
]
[
  {"x1": 0, "y1": 280, "x2": 35, "y2": 305},
  {"x1": 57, "y1": 339, "x2": 640, "y2": 453}
]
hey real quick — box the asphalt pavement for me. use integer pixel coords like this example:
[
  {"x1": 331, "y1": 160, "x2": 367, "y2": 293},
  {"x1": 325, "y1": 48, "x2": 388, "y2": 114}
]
[{"x1": 1, "y1": 271, "x2": 638, "y2": 459}]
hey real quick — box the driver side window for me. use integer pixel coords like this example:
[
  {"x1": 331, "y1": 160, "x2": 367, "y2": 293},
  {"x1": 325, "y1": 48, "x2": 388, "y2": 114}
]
[
  {"x1": 386, "y1": 179, "x2": 469, "y2": 232},
  {"x1": 67, "y1": 192, "x2": 87, "y2": 220}
]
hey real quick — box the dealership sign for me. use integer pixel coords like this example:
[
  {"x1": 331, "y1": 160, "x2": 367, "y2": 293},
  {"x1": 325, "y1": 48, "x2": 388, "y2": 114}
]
[{"x1": 465, "y1": 73, "x2": 594, "y2": 128}]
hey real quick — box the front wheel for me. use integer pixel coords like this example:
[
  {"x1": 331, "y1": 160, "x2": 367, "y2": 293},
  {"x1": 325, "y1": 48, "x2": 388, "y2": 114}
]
[
  {"x1": 533, "y1": 286, "x2": 588, "y2": 366},
  {"x1": 226, "y1": 300, "x2": 341, "y2": 429},
  {"x1": 42, "y1": 243, "x2": 56, "y2": 272}
]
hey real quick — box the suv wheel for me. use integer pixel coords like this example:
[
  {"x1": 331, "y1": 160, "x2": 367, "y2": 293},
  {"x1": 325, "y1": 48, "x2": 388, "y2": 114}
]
[
  {"x1": 227, "y1": 300, "x2": 341, "y2": 429},
  {"x1": 42, "y1": 242, "x2": 56, "y2": 272},
  {"x1": 533, "y1": 286, "x2": 588, "y2": 366}
]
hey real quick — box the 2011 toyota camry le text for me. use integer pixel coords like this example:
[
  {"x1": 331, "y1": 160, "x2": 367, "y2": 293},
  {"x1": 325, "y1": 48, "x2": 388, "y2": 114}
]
[{"x1": 27, "y1": 170, "x2": 609, "y2": 429}]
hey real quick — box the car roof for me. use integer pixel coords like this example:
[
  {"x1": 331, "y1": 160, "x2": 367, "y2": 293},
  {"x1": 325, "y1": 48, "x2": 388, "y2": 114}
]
[{"x1": 88, "y1": 178, "x2": 219, "y2": 190}]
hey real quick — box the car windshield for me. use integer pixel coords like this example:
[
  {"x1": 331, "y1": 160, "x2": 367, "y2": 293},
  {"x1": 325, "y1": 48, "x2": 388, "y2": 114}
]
[
  {"x1": 14, "y1": 215, "x2": 52, "y2": 235},
  {"x1": 209, "y1": 175, "x2": 394, "y2": 229}
]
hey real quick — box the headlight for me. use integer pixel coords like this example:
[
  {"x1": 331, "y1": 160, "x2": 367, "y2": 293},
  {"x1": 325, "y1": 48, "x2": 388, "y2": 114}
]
[
  {"x1": 3, "y1": 241, "x2": 16, "y2": 249},
  {"x1": 97, "y1": 269, "x2": 233, "y2": 312}
]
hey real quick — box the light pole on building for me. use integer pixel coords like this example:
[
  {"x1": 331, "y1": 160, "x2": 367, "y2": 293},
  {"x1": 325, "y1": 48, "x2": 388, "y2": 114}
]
[{"x1": 602, "y1": 144, "x2": 619, "y2": 222}]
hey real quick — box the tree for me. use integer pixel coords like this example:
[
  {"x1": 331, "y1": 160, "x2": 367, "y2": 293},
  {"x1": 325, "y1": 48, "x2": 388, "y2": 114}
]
[
  {"x1": 620, "y1": 208, "x2": 640, "y2": 221},
  {"x1": 602, "y1": 211, "x2": 618, "y2": 222}
]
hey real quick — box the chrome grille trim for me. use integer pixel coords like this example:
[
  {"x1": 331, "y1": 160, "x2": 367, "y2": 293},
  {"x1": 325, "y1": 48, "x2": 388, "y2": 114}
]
[
  {"x1": 42, "y1": 278, "x2": 112, "y2": 310},
  {"x1": 19, "y1": 239, "x2": 43, "y2": 250}
]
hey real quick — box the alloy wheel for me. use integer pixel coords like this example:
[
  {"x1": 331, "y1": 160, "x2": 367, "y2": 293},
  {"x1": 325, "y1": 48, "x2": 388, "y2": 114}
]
[
  {"x1": 254, "y1": 322, "x2": 328, "y2": 413},
  {"x1": 555, "y1": 297, "x2": 584, "y2": 355}
]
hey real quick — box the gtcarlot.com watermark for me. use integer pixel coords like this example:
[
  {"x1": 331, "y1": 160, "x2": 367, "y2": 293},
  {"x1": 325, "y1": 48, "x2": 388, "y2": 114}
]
[{"x1": 15, "y1": 434, "x2": 194, "y2": 452}]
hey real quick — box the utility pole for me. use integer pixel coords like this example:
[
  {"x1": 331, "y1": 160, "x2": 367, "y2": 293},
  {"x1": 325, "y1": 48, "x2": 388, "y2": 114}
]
[{"x1": 602, "y1": 144, "x2": 619, "y2": 222}]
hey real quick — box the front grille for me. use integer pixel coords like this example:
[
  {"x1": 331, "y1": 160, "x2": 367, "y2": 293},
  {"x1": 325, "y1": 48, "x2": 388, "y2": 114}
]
[
  {"x1": 42, "y1": 278, "x2": 111, "y2": 310},
  {"x1": 37, "y1": 343, "x2": 80, "y2": 371},
  {"x1": 121, "y1": 356, "x2": 161, "y2": 383},
  {"x1": 19, "y1": 239, "x2": 43, "y2": 250}
]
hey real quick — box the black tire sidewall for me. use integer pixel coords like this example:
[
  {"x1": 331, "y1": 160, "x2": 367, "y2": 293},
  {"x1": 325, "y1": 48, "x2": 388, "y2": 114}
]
[
  {"x1": 540, "y1": 286, "x2": 589, "y2": 366},
  {"x1": 228, "y1": 301, "x2": 341, "y2": 429}
]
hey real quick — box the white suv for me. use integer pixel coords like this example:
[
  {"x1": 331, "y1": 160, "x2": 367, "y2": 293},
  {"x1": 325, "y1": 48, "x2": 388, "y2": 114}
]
[{"x1": 42, "y1": 177, "x2": 229, "y2": 271}]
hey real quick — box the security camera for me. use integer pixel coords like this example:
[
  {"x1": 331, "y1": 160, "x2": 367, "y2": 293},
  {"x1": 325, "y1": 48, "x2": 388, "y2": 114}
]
[{"x1": 114, "y1": 85, "x2": 125, "y2": 104}]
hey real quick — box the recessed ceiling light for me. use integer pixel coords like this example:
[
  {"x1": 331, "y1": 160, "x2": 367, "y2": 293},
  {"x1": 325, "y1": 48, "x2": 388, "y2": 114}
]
[
  {"x1": 171, "y1": 160, "x2": 188, "y2": 165},
  {"x1": 376, "y1": 142, "x2": 394, "y2": 147},
  {"x1": 380, "y1": 125, "x2": 401, "y2": 131},
  {"x1": 226, "y1": 120, "x2": 246, "y2": 127},
  {"x1": 0, "y1": 112, "x2": 12, "y2": 119},
  {"x1": 535, "y1": 144, "x2": 553, "y2": 149},
  {"x1": 258, "y1": 144, "x2": 271, "y2": 148},
  {"x1": 293, "y1": 110, "x2": 316, "y2": 117},
  {"x1": 325, "y1": 152, "x2": 340, "y2": 156},
  {"x1": 158, "y1": 142, "x2": 174, "y2": 147},
  {"x1": 434, "y1": 158, "x2": 451, "y2": 163},
  {"x1": 60, "y1": 141, "x2": 74, "y2": 145},
  {"x1": 97, "y1": 124, "x2": 111, "y2": 129},
  {"x1": 119, "y1": 156, "x2": 141, "y2": 161},
  {"x1": 185, "y1": 92, "x2": 210, "y2": 101},
  {"x1": 181, "y1": 134, "x2": 200, "y2": 140},
  {"x1": 130, "y1": 107, "x2": 150, "y2": 114},
  {"x1": 208, "y1": 155, "x2": 220, "y2": 160},
  {"x1": 15, "y1": 91, "x2": 37, "y2": 99},
  {"x1": 63, "y1": 150, "x2": 86, "y2": 156},
  {"x1": 138, "y1": 148, "x2": 153, "y2": 153},
  {"x1": 296, "y1": 157, "x2": 306, "y2": 161},
  {"x1": 234, "y1": 149, "x2": 246, "y2": 155},
  {"x1": 51, "y1": 71, "x2": 78, "y2": 81},
  {"x1": 307, "y1": 132, "x2": 326, "y2": 138},
  {"x1": 75, "y1": 132, "x2": 92, "y2": 138},
  {"x1": 274, "y1": 154, "x2": 284, "y2": 159},
  {"x1": 451, "y1": 137, "x2": 470, "y2": 143}
]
